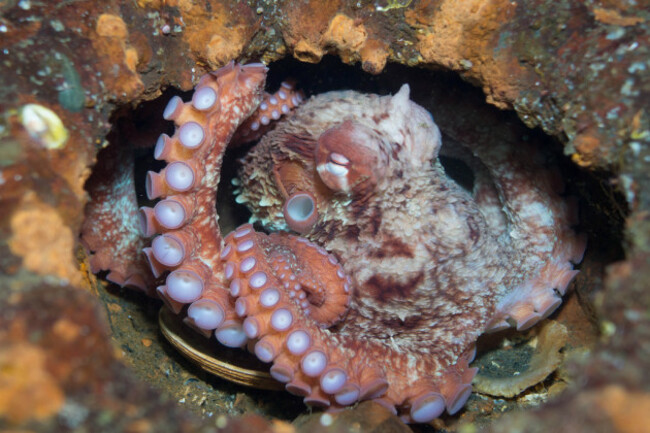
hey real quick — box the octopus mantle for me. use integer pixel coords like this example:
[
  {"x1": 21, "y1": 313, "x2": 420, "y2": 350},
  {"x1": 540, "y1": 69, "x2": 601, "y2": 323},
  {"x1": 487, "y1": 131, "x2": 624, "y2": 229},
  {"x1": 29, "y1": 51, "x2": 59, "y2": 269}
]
[{"x1": 81, "y1": 62, "x2": 585, "y2": 424}]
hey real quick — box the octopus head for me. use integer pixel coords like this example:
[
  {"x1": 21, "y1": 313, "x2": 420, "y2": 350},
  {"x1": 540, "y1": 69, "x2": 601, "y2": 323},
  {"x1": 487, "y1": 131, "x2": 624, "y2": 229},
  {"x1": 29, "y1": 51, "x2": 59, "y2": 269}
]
[
  {"x1": 281, "y1": 119, "x2": 390, "y2": 234},
  {"x1": 238, "y1": 84, "x2": 443, "y2": 237}
]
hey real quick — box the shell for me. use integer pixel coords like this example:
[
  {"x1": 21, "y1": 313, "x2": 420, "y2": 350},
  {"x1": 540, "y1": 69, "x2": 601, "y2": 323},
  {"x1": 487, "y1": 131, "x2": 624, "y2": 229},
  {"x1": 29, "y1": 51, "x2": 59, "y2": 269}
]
[{"x1": 158, "y1": 307, "x2": 283, "y2": 391}]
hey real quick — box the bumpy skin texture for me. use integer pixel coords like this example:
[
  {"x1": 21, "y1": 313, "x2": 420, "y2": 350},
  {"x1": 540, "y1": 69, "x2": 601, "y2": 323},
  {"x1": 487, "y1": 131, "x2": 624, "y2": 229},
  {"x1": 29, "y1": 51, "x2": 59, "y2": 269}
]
[
  {"x1": 234, "y1": 85, "x2": 586, "y2": 422},
  {"x1": 83, "y1": 63, "x2": 585, "y2": 424},
  {"x1": 81, "y1": 140, "x2": 154, "y2": 294}
]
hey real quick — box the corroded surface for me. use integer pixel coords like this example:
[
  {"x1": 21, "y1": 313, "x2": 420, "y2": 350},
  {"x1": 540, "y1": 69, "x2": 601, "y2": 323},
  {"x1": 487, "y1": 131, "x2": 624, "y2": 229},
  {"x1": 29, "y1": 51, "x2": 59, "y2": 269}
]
[
  {"x1": 0, "y1": 278, "x2": 216, "y2": 432},
  {"x1": 0, "y1": 0, "x2": 648, "y2": 431}
]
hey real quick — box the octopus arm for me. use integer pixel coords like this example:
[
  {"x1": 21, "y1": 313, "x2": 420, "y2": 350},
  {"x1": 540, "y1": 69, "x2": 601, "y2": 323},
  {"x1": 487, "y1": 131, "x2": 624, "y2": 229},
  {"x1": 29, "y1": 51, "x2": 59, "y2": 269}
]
[
  {"x1": 80, "y1": 140, "x2": 154, "y2": 294},
  {"x1": 221, "y1": 225, "x2": 479, "y2": 422},
  {"x1": 456, "y1": 135, "x2": 587, "y2": 332},
  {"x1": 138, "y1": 63, "x2": 268, "y2": 343}
]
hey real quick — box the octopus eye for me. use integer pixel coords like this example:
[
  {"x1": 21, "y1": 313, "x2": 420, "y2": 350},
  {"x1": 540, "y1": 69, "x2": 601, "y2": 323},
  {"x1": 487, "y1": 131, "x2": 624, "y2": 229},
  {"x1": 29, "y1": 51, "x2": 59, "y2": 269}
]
[
  {"x1": 325, "y1": 153, "x2": 350, "y2": 179},
  {"x1": 330, "y1": 152, "x2": 349, "y2": 165},
  {"x1": 283, "y1": 191, "x2": 318, "y2": 233},
  {"x1": 315, "y1": 120, "x2": 384, "y2": 194},
  {"x1": 326, "y1": 152, "x2": 350, "y2": 177}
]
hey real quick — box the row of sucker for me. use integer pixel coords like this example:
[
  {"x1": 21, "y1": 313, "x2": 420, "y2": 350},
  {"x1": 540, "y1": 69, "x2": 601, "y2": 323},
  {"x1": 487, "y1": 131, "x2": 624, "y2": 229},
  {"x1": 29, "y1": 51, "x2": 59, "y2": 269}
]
[
  {"x1": 222, "y1": 223, "x2": 479, "y2": 423},
  {"x1": 233, "y1": 80, "x2": 305, "y2": 144},
  {"x1": 396, "y1": 345, "x2": 478, "y2": 423},
  {"x1": 138, "y1": 62, "x2": 268, "y2": 349},
  {"x1": 463, "y1": 138, "x2": 587, "y2": 333},
  {"x1": 222, "y1": 224, "x2": 380, "y2": 409}
]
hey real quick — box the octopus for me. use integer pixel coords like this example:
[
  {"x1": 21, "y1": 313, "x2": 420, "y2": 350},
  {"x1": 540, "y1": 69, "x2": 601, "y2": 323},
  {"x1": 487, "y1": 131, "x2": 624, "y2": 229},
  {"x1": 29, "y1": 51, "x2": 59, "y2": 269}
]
[{"x1": 80, "y1": 62, "x2": 586, "y2": 423}]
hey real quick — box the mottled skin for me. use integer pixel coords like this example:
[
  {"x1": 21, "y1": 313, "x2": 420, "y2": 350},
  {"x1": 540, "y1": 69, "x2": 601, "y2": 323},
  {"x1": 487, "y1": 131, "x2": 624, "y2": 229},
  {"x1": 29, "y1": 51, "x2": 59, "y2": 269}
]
[
  {"x1": 240, "y1": 87, "x2": 508, "y2": 356},
  {"x1": 235, "y1": 85, "x2": 584, "y2": 419},
  {"x1": 81, "y1": 63, "x2": 584, "y2": 423}
]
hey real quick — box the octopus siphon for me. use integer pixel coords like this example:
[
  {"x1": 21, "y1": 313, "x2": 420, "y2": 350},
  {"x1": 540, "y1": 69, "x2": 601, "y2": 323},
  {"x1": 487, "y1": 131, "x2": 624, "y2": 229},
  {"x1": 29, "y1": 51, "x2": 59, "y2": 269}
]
[{"x1": 81, "y1": 62, "x2": 586, "y2": 423}]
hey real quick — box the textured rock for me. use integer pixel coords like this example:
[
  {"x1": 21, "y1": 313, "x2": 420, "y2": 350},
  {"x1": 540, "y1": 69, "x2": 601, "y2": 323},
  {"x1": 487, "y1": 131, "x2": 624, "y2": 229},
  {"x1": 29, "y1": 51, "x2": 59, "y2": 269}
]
[
  {"x1": 0, "y1": 0, "x2": 648, "y2": 431},
  {"x1": 0, "y1": 279, "x2": 218, "y2": 432}
]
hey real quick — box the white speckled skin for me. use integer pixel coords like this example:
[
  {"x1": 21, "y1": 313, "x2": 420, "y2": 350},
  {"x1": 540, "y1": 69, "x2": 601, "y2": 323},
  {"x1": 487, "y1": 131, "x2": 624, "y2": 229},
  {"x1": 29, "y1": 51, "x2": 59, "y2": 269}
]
[{"x1": 236, "y1": 85, "x2": 585, "y2": 419}]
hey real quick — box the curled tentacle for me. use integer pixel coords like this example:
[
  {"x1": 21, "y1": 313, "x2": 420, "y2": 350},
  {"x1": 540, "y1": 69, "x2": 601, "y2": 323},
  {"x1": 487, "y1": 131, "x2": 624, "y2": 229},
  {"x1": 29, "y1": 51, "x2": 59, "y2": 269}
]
[
  {"x1": 219, "y1": 223, "x2": 479, "y2": 422},
  {"x1": 81, "y1": 139, "x2": 154, "y2": 294},
  {"x1": 233, "y1": 84, "x2": 585, "y2": 422}
]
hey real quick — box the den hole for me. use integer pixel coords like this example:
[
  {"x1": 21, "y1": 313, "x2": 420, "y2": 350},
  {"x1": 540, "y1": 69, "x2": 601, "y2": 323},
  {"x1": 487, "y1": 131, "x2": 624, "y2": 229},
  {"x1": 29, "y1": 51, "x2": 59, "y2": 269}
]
[{"x1": 85, "y1": 55, "x2": 628, "y2": 426}]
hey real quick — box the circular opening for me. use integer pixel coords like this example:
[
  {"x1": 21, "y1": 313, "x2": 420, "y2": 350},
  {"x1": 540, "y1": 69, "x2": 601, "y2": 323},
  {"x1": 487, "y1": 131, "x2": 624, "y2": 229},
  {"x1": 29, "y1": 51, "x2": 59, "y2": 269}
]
[{"x1": 286, "y1": 193, "x2": 315, "y2": 222}]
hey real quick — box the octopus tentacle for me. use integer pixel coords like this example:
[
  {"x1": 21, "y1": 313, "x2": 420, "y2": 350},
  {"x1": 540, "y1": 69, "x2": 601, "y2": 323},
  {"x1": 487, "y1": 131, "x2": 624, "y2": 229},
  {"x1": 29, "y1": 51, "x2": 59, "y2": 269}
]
[
  {"x1": 220, "y1": 224, "x2": 478, "y2": 422},
  {"x1": 462, "y1": 138, "x2": 586, "y2": 332},
  {"x1": 234, "y1": 80, "x2": 304, "y2": 144},
  {"x1": 266, "y1": 233, "x2": 350, "y2": 327},
  {"x1": 439, "y1": 135, "x2": 586, "y2": 331},
  {"x1": 222, "y1": 228, "x2": 362, "y2": 405},
  {"x1": 80, "y1": 140, "x2": 154, "y2": 294},
  {"x1": 139, "y1": 62, "x2": 268, "y2": 346},
  {"x1": 223, "y1": 227, "x2": 350, "y2": 335}
]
